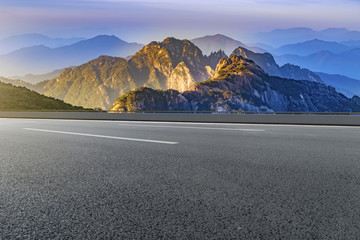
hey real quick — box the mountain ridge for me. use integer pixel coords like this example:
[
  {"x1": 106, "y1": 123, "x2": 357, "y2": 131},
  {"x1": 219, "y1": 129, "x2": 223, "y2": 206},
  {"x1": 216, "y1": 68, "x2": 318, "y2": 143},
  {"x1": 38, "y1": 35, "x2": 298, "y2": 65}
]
[
  {"x1": 231, "y1": 47, "x2": 323, "y2": 83},
  {"x1": 273, "y1": 39, "x2": 351, "y2": 56},
  {"x1": 0, "y1": 35, "x2": 144, "y2": 77},
  {"x1": 276, "y1": 48, "x2": 360, "y2": 79},
  {"x1": 255, "y1": 27, "x2": 360, "y2": 47},
  {"x1": 0, "y1": 33, "x2": 85, "y2": 54}
]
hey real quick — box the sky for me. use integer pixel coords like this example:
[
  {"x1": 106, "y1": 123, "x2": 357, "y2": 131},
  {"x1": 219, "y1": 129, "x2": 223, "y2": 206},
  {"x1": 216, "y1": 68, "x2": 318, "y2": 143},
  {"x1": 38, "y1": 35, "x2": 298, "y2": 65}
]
[{"x1": 0, "y1": 0, "x2": 359, "y2": 43}]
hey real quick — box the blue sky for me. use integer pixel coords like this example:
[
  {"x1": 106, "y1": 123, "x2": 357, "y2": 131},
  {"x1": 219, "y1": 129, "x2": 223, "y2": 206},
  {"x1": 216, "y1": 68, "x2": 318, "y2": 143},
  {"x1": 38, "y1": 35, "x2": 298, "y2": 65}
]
[{"x1": 0, "y1": 0, "x2": 359, "y2": 43}]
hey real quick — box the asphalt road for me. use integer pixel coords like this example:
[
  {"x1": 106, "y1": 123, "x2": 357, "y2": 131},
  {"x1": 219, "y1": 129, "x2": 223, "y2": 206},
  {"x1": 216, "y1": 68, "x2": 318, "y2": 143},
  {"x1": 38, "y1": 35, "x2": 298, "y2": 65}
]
[{"x1": 1, "y1": 118, "x2": 360, "y2": 239}]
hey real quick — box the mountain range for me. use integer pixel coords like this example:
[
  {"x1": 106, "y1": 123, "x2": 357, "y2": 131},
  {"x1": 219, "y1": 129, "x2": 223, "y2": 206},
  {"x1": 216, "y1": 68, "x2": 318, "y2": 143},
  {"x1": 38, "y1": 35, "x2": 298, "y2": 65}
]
[
  {"x1": 255, "y1": 28, "x2": 360, "y2": 47},
  {"x1": 271, "y1": 39, "x2": 351, "y2": 56},
  {"x1": 2, "y1": 34, "x2": 359, "y2": 113},
  {"x1": 252, "y1": 38, "x2": 360, "y2": 83},
  {"x1": 110, "y1": 55, "x2": 360, "y2": 113},
  {"x1": 39, "y1": 38, "x2": 220, "y2": 109},
  {"x1": 342, "y1": 40, "x2": 360, "y2": 48},
  {"x1": 314, "y1": 72, "x2": 360, "y2": 98},
  {"x1": 0, "y1": 33, "x2": 85, "y2": 54},
  {"x1": 276, "y1": 48, "x2": 360, "y2": 80},
  {"x1": 0, "y1": 35, "x2": 143, "y2": 77},
  {"x1": 36, "y1": 37, "x2": 338, "y2": 110}
]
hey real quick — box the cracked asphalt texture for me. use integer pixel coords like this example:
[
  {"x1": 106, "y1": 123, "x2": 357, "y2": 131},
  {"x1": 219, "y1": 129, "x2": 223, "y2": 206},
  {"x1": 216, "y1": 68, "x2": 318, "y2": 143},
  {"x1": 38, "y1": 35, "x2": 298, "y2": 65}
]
[{"x1": 1, "y1": 118, "x2": 360, "y2": 239}]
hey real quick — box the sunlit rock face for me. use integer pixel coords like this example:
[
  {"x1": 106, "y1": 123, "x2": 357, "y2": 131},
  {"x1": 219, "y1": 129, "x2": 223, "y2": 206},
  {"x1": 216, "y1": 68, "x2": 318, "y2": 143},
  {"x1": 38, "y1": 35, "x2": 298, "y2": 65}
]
[{"x1": 168, "y1": 62, "x2": 196, "y2": 92}]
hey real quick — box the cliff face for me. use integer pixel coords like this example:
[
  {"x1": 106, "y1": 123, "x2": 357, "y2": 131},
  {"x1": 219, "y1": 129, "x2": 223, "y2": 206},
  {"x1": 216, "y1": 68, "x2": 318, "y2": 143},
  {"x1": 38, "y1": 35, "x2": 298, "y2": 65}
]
[
  {"x1": 42, "y1": 38, "x2": 213, "y2": 109},
  {"x1": 128, "y1": 38, "x2": 212, "y2": 91},
  {"x1": 110, "y1": 55, "x2": 360, "y2": 113}
]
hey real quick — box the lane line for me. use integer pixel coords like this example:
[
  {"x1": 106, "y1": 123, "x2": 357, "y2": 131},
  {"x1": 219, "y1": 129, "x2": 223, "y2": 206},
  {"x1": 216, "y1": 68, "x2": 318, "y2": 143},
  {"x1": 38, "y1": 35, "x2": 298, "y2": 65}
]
[
  {"x1": 117, "y1": 123, "x2": 265, "y2": 132},
  {"x1": 23, "y1": 128, "x2": 179, "y2": 145},
  {"x1": 18, "y1": 119, "x2": 360, "y2": 129}
]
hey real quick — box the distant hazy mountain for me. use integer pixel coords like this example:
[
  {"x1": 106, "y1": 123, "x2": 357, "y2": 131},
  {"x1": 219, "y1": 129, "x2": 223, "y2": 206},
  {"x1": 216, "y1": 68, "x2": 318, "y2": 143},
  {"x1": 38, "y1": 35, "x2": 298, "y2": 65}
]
[
  {"x1": 0, "y1": 33, "x2": 85, "y2": 54},
  {"x1": 249, "y1": 42, "x2": 276, "y2": 53},
  {"x1": 191, "y1": 34, "x2": 247, "y2": 55},
  {"x1": 0, "y1": 76, "x2": 35, "y2": 91},
  {"x1": 110, "y1": 55, "x2": 360, "y2": 113},
  {"x1": 276, "y1": 48, "x2": 360, "y2": 79},
  {"x1": 10, "y1": 69, "x2": 64, "y2": 84},
  {"x1": 191, "y1": 34, "x2": 265, "y2": 56},
  {"x1": 274, "y1": 39, "x2": 351, "y2": 56},
  {"x1": 231, "y1": 46, "x2": 360, "y2": 98},
  {"x1": 255, "y1": 28, "x2": 360, "y2": 47},
  {"x1": 0, "y1": 76, "x2": 50, "y2": 94},
  {"x1": 41, "y1": 38, "x2": 216, "y2": 109},
  {"x1": 315, "y1": 72, "x2": 360, "y2": 98},
  {"x1": 341, "y1": 40, "x2": 360, "y2": 48},
  {"x1": 0, "y1": 80, "x2": 83, "y2": 111},
  {"x1": 232, "y1": 47, "x2": 323, "y2": 83},
  {"x1": 0, "y1": 35, "x2": 144, "y2": 77}
]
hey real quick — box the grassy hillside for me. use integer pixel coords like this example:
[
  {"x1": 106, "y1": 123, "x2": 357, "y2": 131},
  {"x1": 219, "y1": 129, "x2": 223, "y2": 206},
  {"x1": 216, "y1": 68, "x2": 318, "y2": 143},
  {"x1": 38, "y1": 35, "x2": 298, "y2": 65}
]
[{"x1": 0, "y1": 81, "x2": 84, "y2": 111}]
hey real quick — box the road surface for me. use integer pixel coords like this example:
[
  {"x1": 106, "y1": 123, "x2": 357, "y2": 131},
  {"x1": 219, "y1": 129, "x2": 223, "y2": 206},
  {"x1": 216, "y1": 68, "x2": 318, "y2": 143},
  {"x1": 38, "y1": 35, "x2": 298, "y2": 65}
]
[{"x1": 1, "y1": 118, "x2": 360, "y2": 239}]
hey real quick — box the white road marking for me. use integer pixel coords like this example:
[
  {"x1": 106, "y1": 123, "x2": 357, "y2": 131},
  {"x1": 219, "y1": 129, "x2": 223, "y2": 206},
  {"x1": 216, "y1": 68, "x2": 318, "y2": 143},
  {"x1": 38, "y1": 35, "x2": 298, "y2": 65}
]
[
  {"x1": 20, "y1": 119, "x2": 360, "y2": 129},
  {"x1": 23, "y1": 128, "x2": 179, "y2": 145},
  {"x1": 117, "y1": 123, "x2": 265, "y2": 132}
]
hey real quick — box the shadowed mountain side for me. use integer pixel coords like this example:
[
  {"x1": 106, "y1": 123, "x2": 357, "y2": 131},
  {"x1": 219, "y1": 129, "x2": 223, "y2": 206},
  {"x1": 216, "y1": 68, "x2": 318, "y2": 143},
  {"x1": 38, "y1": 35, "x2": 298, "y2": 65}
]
[
  {"x1": 205, "y1": 50, "x2": 228, "y2": 70},
  {"x1": 232, "y1": 47, "x2": 323, "y2": 83},
  {"x1": 110, "y1": 55, "x2": 360, "y2": 113},
  {"x1": 315, "y1": 72, "x2": 360, "y2": 98},
  {"x1": 0, "y1": 81, "x2": 84, "y2": 111}
]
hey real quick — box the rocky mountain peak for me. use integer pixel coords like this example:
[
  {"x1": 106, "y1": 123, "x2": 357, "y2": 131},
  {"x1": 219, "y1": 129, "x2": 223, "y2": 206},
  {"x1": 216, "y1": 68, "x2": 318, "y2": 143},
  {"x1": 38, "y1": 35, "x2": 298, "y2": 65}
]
[
  {"x1": 232, "y1": 47, "x2": 280, "y2": 76},
  {"x1": 206, "y1": 50, "x2": 228, "y2": 69},
  {"x1": 231, "y1": 46, "x2": 324, "y2": 83},
  {"x1": 214, "y1": 55, "x2": 264, "y2": 79}
]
